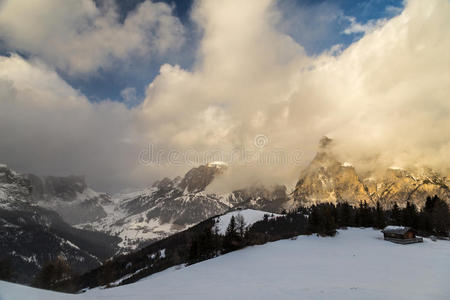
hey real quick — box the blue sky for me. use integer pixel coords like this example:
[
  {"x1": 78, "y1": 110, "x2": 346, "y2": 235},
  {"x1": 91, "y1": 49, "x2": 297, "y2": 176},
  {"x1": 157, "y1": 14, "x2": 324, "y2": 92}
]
[{"x1": 49, "y1": 0, "x2": 404, "y2": 106}]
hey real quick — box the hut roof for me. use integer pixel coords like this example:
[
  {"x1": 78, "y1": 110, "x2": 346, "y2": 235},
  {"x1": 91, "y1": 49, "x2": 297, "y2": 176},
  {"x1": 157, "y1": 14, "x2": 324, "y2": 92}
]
[{"x1": 382, "y1": 226, "x2": 414, "y2": 235}]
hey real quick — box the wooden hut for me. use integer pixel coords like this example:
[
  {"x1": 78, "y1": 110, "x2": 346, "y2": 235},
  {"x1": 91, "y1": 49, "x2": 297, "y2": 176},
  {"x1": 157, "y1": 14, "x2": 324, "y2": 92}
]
[{"x1": 382, "y1": 226, "x2": 423, "y2": 244}]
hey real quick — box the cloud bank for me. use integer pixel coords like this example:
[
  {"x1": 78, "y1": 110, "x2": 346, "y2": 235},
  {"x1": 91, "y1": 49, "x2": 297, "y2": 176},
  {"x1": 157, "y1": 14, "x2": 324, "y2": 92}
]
[
  {"x1": 0, "y1": 0, "x2": 449, "y2": 192},
  {"x1": 0, "y1": 0, "x2": 184, "y2": 75}
]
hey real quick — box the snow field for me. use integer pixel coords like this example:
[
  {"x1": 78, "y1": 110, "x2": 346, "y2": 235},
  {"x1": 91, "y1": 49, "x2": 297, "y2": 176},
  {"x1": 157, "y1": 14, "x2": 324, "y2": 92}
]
[{"x1": 1, "y1": 228, "x2": 449, "y2": 300}]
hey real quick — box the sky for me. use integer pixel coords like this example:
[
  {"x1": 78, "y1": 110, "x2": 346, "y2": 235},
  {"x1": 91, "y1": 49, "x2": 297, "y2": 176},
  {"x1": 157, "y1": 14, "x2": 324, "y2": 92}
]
[
  {"x1": 1, "y1": 0, "x2": 404, "y2": 104},
  {"x1": 0, "y1": 0, "x2": 449, "y2": 192}
]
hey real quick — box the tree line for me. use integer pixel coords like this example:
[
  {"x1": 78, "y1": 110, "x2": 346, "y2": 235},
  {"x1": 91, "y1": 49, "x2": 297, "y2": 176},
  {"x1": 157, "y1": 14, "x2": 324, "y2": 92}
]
[
  {"x1": 188, "y1": 195, "x2": 449, "y2": 263},
  {"x1": 304, "y1": 195, "x2": 449, "y2": 236}
]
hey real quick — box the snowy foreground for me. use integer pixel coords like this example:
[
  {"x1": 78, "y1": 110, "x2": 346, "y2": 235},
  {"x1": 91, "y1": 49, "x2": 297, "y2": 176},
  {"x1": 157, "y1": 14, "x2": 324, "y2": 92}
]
[{"x1": 1, "y1": 228, "x2": 449, "y2": 300}]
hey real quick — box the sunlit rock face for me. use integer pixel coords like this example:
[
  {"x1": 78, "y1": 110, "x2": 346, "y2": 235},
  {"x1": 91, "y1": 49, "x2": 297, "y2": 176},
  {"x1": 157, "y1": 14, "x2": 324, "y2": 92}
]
[
  {"x1": 293, "y1": 137, "x2": 372, "y2": 206},
  {"x1": 369, "y1": 168, "x2": 449, "y2": 208},
  {"x1": 293, "y1": 138, "x2": 449, "y2": 207},
  {"x1": 229, "y1": 184, "x2": 289, "y2": 213}
]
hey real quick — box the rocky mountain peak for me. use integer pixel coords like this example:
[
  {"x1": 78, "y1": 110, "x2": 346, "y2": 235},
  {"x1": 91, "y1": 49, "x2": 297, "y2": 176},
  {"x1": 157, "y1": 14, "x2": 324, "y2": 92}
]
[
  {"x1": 19, "y1": 173, "x2": 110, "y2": 225},
  {"x1": 293, "y1": 140, "x2": 449, "y2": 208},
  {"x1": 152, "y1": 177, "x2": 176, "y2": 190},
  {"x1": 319, "y1": 136, "x2": 333, "y2": 150},
  {"x1": 179, "y1": 163, "x2": 227, "y2": 192},
  {"x1": 0, "y1": 164, "x2": 34, "y2": 208},
  {"x1": 43, "y1": 175, "x2": 87, "y2": 201},
  {"x1": 0, "y1": 164, "x2": 31, "y2": 188},
  {"x1": 307, "y1": 137, "x2": 340, "y2": 169},
  {"x1": 0, "y1": 164, "x2": 15, "y2": 184},
  {"x1": 294, "y1": 147, "x2": 371, "y2": 206}
]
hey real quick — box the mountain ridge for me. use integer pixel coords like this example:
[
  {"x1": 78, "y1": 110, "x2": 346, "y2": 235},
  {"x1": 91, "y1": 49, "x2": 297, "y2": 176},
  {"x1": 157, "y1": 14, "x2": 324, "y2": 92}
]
[
  {"x1": 0, "y1": 164, "x2": 119, "y2": 284},
  {"x1": 293, "y1": 137, "x2": 449, "y2": 207}
]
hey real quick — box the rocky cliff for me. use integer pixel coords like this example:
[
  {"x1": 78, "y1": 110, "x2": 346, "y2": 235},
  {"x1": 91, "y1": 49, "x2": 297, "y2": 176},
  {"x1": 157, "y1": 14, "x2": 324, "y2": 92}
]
[{"x1": 293, "y1": 137, "x2": 449, "y2": 207}]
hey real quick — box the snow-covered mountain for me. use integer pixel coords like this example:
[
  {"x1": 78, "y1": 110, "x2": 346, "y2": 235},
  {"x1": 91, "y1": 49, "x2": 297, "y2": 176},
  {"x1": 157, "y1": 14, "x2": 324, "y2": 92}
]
[
  {"x1": 26, "y1": 173, "x2": 112, "y2": 225},
  {"x1": 0, "y1": 164, "x2": 119, "y2": 284},
  {"x1": 3, "y1": 133, "x2": 448, "y2": 257},
  {"x1": 2, "y1": 162, "x2": 291, "y2": 255},
  {"x1": 5, "y1": 135, "x2": 448, "y2": 257},
  {"x1": 76, "y1": 163, "x2": 289, "y2": 250},
  {"x1": 2, "y1": 228, "x2": 449, "y2": 300},
  {"x1": 293, "y1": 137, "x2": 449, "y2": 207},
  {"x1": 0, "y1": 162, "x2": 288, "y2": 252}
]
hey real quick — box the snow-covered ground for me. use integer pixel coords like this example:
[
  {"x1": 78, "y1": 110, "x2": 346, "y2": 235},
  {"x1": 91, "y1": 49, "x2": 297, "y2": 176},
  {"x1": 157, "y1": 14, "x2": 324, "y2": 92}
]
[
  {"x1": 1, "y1": 228, "x2": 449, "y2": 300},
  {"x1": 213, "y1": 209, "x2": 280, "y2": 234}
]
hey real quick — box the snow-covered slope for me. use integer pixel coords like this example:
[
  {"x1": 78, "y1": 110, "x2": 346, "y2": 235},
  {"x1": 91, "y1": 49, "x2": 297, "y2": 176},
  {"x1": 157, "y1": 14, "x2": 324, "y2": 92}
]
[
  {"x1": 213, "y1": 209, "x2": 281, "y2": 235},
  {"x1": 1, "y1": 228, "x2": 449, "y2": 300}
]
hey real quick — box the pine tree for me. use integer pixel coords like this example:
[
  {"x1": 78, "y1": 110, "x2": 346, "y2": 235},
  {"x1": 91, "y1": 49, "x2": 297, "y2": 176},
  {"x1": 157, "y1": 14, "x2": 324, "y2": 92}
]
[
  {"x1": 198, "y1": 227, "x2": 214, "y2": 258},
  {"x1": 392, "y1": 202, "x2": 401, "y2": 225},
  {"x1": 424, "y1": 196, "x2": 435, "y2": 214},
  {"x1": 355, "y1": 201, "x2": 364, "y2": 226},
  {"x1": 308, "y1": 204, "x2": 337, "y2": 236},
  {"x1": 226, "y1": 215, "x2": 237, "y2": 236},
  {"x1": 361, "y1": 201, "x2": 373, "y2": 227},
  {"x1": 308, "y1": 205, "x2": 321, "y2": 233},
  {"x1": 431, "y1": 196, "x2": 450, "y2": 236},
  {"x1": 375, "y1": 201, "x2": 385, "y2": 229},
  {"x1": 33, "y1": 256, "x2": 72, "y2": 289},
  {"x1": 402, "y1": 202, "x2": 418, "y2": 228},
  {"x1": 189, "y1": 239, "x2": 199, "y2": 262},
  {"x1": 322, "y1": 204, "x2": 337, "y2": 235},
  {"x1": 223, "y1": 215, "x2": 241, "y2": 252},
  {"x1": 0, "y1": 258, "x2": 13, "y2": 281},
  {"x1": 421, "y1": 196, "x2": 435, "y2": 232},
  {"x1": 338, "y1": 202, "x2": 353, "y2": 227},
  {"x1": 189, "y1": 226, "x2": 219, "y2": 263},
  {"x1": 102, "y1": 261, "x2": 119, "y2": 287}
]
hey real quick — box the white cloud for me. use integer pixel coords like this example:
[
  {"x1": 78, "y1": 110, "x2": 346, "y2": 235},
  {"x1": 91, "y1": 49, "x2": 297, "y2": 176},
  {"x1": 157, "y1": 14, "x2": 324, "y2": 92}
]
[
  {"x1": 343, "y1": 16, "x2": 388, "y2": 35},
  {"x1": 0, "y1": 0, "x2": 449, "y2": 192},
  {"x1": 386, "y1": 5, "x2": 404, "y2": 16},
  {"x1": 0, "y1": 0, "x2": 184, "y2": 75},
  {"x1": 121, "y1": 87, "x2": 138, "y2": 104},
  {"x1": 139, "y1": 0, "x2": 450, "y2": 190},
  {"x1": 0, "y1": 54, "x2": 139, "y2": 191}
]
